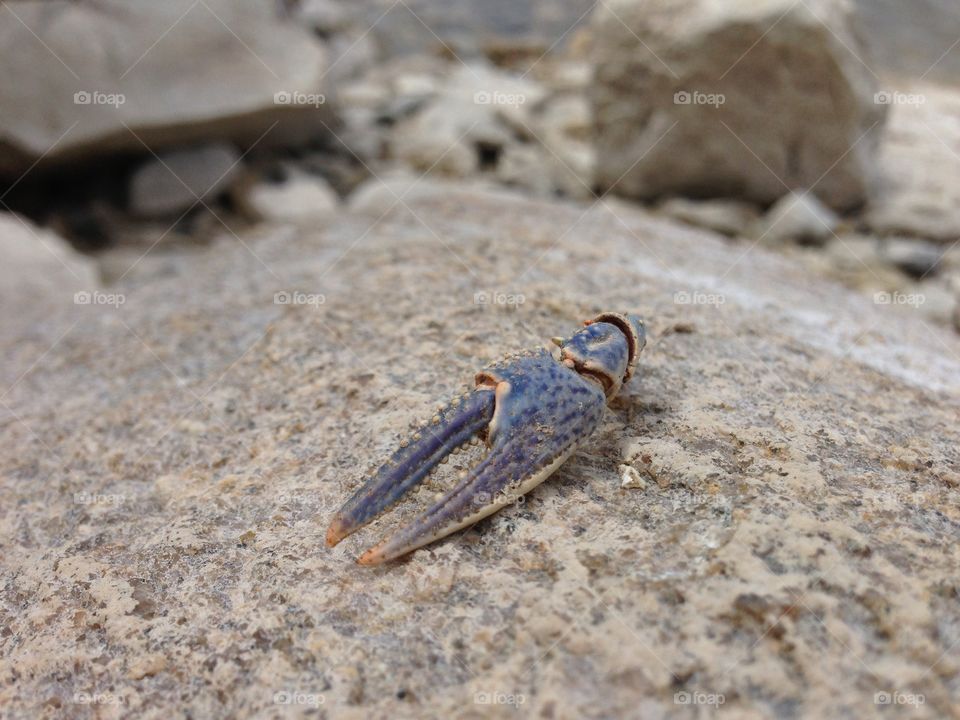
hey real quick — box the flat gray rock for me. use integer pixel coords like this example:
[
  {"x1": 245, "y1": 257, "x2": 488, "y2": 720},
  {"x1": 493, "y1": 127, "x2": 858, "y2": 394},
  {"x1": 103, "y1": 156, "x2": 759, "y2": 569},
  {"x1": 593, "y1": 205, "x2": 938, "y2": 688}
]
[
  {"x1": 129, "y1": 144, "x2": 242, "y2": 218},
  {"x1": 0, "y1": 0, "x2": 331, "y2": 176}
]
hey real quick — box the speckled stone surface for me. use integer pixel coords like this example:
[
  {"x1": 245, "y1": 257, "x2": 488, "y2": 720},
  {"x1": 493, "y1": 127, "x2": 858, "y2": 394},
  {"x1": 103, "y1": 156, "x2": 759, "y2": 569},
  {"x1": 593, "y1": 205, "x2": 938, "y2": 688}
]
[{"x1": 2, "y1": 189, "x2": 959, "y2": 719}]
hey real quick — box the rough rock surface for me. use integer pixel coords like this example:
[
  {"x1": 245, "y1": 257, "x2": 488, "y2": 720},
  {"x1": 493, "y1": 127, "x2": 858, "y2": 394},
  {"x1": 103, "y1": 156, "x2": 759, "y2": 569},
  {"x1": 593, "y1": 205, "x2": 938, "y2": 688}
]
[
  {"x1": 2, "y1": 190, "x2": 959, "y2": 719},
  {"x1": 0, "y1": 0, "x2": 330, "y2": 176},
  {"x1": 590, "y1": 0, "x2": 887, "y2": 210}
]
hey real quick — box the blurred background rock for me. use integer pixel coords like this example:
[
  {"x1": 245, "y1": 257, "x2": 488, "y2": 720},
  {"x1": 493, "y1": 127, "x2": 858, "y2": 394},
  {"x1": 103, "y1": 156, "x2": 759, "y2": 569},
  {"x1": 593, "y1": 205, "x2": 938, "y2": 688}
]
[{"x1": 1, "y1": 0, "x2": 958, "y2": 328}]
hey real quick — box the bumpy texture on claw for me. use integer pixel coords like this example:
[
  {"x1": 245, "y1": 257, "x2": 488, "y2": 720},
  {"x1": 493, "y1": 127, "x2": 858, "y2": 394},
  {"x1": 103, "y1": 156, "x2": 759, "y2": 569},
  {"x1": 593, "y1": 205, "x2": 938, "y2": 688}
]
[
  {"x1": 326, "y1": 313, "x2": 646, "y2": 564},
  {"x1": 326, "y1": 387, "x2": 495, "y2": 547}
]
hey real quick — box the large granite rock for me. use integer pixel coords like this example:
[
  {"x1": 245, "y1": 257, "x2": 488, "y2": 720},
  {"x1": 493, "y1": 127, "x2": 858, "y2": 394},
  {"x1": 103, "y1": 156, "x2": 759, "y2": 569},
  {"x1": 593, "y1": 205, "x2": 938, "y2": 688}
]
[
  {"x1": 1, "y1": 190, "x2": 958, "y2": 718},
  {"x1": 0, "y1": 0, "x2": 331, "y2": 177},
  {"x1": 590, "y1": 0, "x2": 887, "y2": 211},
  {"x1": 865, "y1": 85, "x2": 960, "y2": 243}
]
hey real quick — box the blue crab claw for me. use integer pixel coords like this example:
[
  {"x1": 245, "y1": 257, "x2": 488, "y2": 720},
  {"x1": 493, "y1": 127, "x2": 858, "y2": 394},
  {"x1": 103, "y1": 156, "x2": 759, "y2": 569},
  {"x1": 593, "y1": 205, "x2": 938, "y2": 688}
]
[
  {"x1": 326, "y1": 387, "x2": 495, "y2": 547},
  {"x1": 326, "y1": 312, "x2": 646, "y2": 564}
]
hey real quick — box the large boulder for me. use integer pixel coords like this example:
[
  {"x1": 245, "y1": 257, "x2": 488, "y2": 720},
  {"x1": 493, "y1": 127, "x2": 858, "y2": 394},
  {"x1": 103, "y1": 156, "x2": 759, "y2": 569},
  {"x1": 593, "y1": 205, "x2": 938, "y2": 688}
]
[
  {"x1": 0, "y1": 0, "x2": 331, "y2": 177},
  {"x1": 590, "y1": 0, "x2": 887, "y2": 211},
  {"x1": 1, "y1": 191, "x2": 958, "y2": 717},
  {"x1": 865, "y1": 85, "x2": 960, "y2": 243}
]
